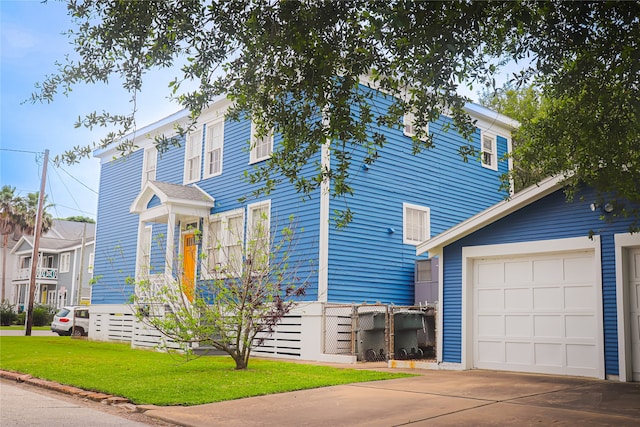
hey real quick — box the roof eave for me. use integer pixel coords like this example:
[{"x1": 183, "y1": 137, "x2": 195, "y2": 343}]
[{"x1": 416, "y1": 175, "x2": 566, "y2": 256}]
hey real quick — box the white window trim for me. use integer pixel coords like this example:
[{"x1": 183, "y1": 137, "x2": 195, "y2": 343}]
[
  {"x1": 249, "y1": 121, "x2": 274, "y2": 164},
  {"x1": 481, "y1": 131, "x2": 498, "y2": 171},
  {"x1": 247, "y1": 200, "x2": 271, "y2": 239},
  {"x1": 184, "y1": 129, "x2": 203, "y2": 184},
  {"x1": 142, "y1": 146, "x2": 158, "y2": 185},
  {"x1": 247, "y1": 200, "x2": 272, "y2": 270},
  {"x1": 403, "y1": 112, "x2": 428, "y2": 140},
  {"x1": 59, "y1": 252, "x2": 70, "y2": 273},
  {"x1": 203, "y1": 208, "x2": 245, "y2": 278},
  {"x1": 403, "y1": 202, "x2": 431, "y2": 245},
  {"x1": 204, "y1": 118, "x2": 224, "y2": 179}
]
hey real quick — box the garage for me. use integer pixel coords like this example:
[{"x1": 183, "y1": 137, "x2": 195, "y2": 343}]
[
  {"x1": 626, "y1": 247, "x2": 640, "y2": 381},
  {"x1": 473, "y1": 250, "x2": 603, "y2": 378}
]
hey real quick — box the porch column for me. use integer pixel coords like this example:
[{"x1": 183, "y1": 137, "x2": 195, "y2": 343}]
[{"x1": 165, "y1": 212, "x2": 176, "y2": 281}]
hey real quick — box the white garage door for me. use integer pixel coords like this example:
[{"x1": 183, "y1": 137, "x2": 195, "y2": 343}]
[
  {"x1": 473, "y1": 250, "x2": 603, "y2": 378},
  {"x1": 629, "y1": 248, "x2": 640, "y2": 381}
]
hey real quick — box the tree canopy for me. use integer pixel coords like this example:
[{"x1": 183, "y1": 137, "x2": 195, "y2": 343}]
[
  {"x1": 62, "y1": 215, "x2": 96, "y2": 224},
  {"x1": 36, "y1": 1, "x2": 639, "y2": 225}
]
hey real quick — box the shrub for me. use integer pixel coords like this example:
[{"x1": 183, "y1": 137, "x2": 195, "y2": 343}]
[
  {"x1": 16, "y1": 311, "x2": 25, "y2": 326},
  {"x1": 0, "y1": 301, "x2": 17, "y2": 326},
  {"x1": 32, "y1": 305, "x2": 54, "y2": 326}
]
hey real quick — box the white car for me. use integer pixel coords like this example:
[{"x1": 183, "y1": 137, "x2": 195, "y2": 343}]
[{"x1": 51, "y1": 306, "x2": 90, "y2": 336}]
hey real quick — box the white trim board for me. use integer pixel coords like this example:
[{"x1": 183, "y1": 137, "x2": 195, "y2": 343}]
[{"x1": 615, "y1": 232, "x2": 640, "y2": 382}]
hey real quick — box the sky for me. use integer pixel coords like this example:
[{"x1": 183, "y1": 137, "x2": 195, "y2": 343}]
[
  {"x1": 1, "y1": 1, "x2": 510, "y2": 222},
  {"x1": 1, "y1": 0, "x2": 182, "y2": 220}
]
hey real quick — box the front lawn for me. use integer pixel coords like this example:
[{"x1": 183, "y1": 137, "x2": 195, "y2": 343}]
[{"x1": 0, "y1": 337, "x2": 411, "y2": 405}]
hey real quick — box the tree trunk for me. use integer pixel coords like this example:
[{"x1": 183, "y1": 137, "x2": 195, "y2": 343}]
[{"x1": 233, "y1": 354, "x2": 247, "y2": 370}]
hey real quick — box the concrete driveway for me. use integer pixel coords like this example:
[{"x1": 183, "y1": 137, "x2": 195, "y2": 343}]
[{"x1": 143, "y1": 369, "x2": 640, "y2": 426}]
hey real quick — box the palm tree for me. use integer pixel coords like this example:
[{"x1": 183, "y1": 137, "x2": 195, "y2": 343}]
[
  {"x1": 1, "y1": 186, "x2": 20, "y2": 302},
  {"x1": 20, "y1": 192, "x2": 54, "y2": 236},
  {"x1": 0, "y1": 187, "x2": 53, "y2": 302}
]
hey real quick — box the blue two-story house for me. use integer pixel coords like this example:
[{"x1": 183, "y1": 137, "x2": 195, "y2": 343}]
[{"x1": 90, "y1": 85, "x2": 517, "y2": 361}]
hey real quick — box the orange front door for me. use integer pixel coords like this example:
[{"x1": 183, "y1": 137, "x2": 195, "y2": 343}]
[{"x1": 182, "y1": 233, "x2": 197, "y2": 302}]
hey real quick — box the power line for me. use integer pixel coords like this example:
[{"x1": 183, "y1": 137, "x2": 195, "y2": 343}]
[
  {"x1": 50, "y1": 163, "x2": 83, "y2": 211},
  {"x1": 53, "y1": 203, "x2": 96, "y2": 217},
  {"x1": 0, "y1": 148, "x2": 43, "y2": 155},
  {"x1": 50, "y1": 159, "x2": 99, "y2": 194}
]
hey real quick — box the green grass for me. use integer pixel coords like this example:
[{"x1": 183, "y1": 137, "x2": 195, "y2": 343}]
[
  {"x1": 0, "y1": 326, "x2": 49, "y2": 330},
  {"x1": 0, "y1": 337, "x2": 412, "y2": 405}
]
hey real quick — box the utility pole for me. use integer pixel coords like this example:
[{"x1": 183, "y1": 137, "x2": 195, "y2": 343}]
[
  {"x1": 76, "y1": 222, "x2": 87, "y2": 305},
  {"x1": 25, "y1": 149, "x2": 48, "y2": 336}
]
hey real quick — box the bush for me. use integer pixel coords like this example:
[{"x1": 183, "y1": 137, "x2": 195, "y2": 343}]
[
  {"x1": 16, "y1": 311, "x2": 25, "y2": 326},
  {"x1": 32, "y1": 305, "x2": 54, "y2": 326},
  {"x1": 0, "y1": 301, "x2": 17, "y2": 326}
]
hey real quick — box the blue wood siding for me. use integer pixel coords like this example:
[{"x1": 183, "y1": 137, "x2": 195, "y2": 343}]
[
  {"x1": 92, "y1": 154, "x2": 143, "y2": 303},
  {"x1": 441, "y1": 187, "x2": 634, "y2": 376},
  {"x1": 193, "y1": 118, "x2": 322, "y2": 301},
  {"x1": 94, "y1": 86, "x2": 511, "y2": 308},
  {"x1": 327, "y1": 88, "x2": 509, "y2": 304}
]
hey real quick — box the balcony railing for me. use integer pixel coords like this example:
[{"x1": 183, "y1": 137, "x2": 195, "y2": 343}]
[{"x1": 14, "y1": 267, "x2": 58, "y2": 281}]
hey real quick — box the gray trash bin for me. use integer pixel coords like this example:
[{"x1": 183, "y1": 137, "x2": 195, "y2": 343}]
[
  {"x1": 393, "y1": 310, "x2": 425, "y2": 359},
  {"x1": 357, "y1": 311, "x2": 387, "y2": 361}
]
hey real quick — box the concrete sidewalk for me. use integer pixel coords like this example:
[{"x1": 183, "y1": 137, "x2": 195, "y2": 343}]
[{"x1": 142, "y1": 369, "x2": 640, "y2": 426}]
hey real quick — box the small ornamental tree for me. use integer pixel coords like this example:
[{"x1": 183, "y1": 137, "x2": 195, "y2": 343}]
[{"x1": 133, "y1": 214, "x2": 309, "y2": 370}]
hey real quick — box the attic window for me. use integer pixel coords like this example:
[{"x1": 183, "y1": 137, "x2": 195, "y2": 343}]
[
  {"x1": 403, "y1": 112, "x2": 428, "y2": 140},
  {"x1": 481, "y1": 133, "x2": 497, "y2": 171}
]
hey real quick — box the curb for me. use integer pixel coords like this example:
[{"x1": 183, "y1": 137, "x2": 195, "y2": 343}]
[{"x1": 0, "y1": 370, "x2": 131, "y2": 405}]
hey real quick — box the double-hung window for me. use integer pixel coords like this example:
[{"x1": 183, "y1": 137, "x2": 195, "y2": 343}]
[
  {"x1": 403, "y1": 203, "x2": 431, "y2": 245},
  {"x1": 142, "y1": 146, "x2": 157, "y2": 185},
  {"x1": 204, "y1": 119, "x2": 224, "y2": 178},
  {"x1": 247, "y1": 200, "x2": 271, "y2": 271},
  {"x1": 59, "y1": 252, "x2": 70, "y2": 273},
  {"x1": 481, "y1": 132, "x2": 497, "y2": 170},
  {"x1": 203, "y1": 209, "x2": 245, "y2": 277},
  {"x1": 250, "y1": 121, "x2": 273, "y2": 164},
  {"x1": 184, "y1": 130, "x2": 202, "y2": 183}
]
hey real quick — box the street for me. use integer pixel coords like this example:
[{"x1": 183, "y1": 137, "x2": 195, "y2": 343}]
[{"x1": 0, "y1": 380, "x2": 173, "y2": 427}]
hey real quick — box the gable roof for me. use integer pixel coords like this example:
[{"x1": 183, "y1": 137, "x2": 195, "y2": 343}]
[
  {"x1": 130, "y1": 180, "x2": 216, "y2": 223},
  {"x1": 46, "y1": 219, "x2": 95, "y2": 241},
  {"x1": 10, "y1": 220, "x2": 95, "y2": 255},
  {"x1": 416, "y1": 175, "x2": 566, "y2": 256}
]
